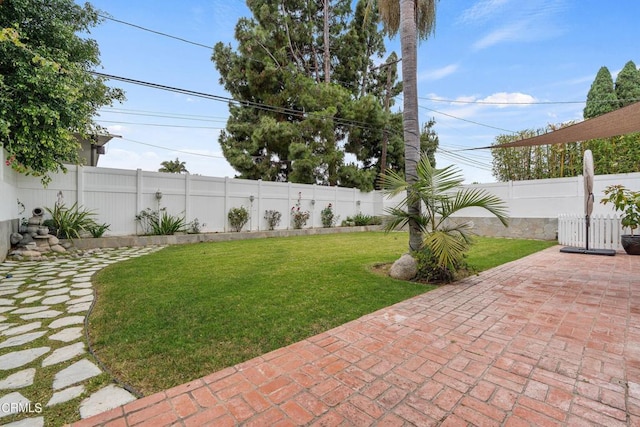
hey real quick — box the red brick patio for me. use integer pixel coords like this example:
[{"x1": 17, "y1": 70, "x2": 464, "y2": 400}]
[{"x1": 71, "y1": 246, "x2": 640, "y2": 426}]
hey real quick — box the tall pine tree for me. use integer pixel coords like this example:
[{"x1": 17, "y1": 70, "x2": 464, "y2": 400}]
[
  {"x1": 615, "y1": 60, "x2": 640, "y2": 107},
  {"x1": 583, "y1": 66, "x2": 618, "y2": 119},
  {"x1": 211, "y1": 0, "x2": 404, "y2": 190}
]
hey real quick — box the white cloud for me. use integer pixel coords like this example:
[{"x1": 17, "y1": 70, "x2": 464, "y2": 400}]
[
  {"x1": 418, "y1": 64, "x2": 459, "y2": 81},
  {"x1": 472, "y1": 23, "x2": 526, "y2": 50},
  {"x1": 458, "y1": 0, "x2": 512, "y2": 24},
  {"x1": 480, "y1": 92, "x2": 536, "y2": 108},
  {"x1": 466, "y1": 0, "x2": 568, "y2": 50}
]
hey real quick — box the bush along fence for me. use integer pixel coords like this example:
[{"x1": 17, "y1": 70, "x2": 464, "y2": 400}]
[{"x1": 558, "y1": 214, "x2": 624, "y2": 251}]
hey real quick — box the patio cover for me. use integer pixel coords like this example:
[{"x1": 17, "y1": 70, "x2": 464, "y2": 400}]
[{"x1": 468, "y1": 101, "x2": 640, "y2": 149}]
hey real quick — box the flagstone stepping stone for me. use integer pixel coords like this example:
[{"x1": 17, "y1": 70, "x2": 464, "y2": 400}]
[
  {"x1": 0, "y1": 347, "x2": 50, "y2": 370},
  {"x1": 41, "y1": 295, "x2": 70, "y2": 305},
  {"x1": 58, "y1": 271, "x2": 78, "y2": 277},
  {"x1": 53, "y1": 359, "x2": 101, "y2": 390},
  {"x1": 49, "y1": 327, "x2": 83, "y2": 342},
  {"x1": 13, "y1": 291, "x2": 39, "y2": 299},
  {"x1": 0, "y1": 392, "x2": 30, "y2": 418},
  {"x1": 0, "y1": 315, "x2": 6, "y2": 322},
  {"x1": 2, "y1": 322, "x2": 41, "y2": 336},
  {"x1": 79, "y1": 384, "x2": 137, "y2": 419},
  {"x1": 67, "y1": 295, "x2": 93, "y2": 305},
  {"x1": 42, "y1": 342, "x2": 85, "y2": 367},
  {"x1": 3, "y1": 416, "x2": 44, "y2": 426},
  {"x1": 0, "y1": 368, "x2": 36, "y2": 389},
  {"x1": 48, "y1": 316, "x2": 84, "y2": 329},
  {"x1": 21, "y1": 310, "x2": 62, "y2": 320},
  {"x1": 0, "y1": 324, "x2": 15, "y2": 332},
  {"x1": 0, "y1": 290, "x2": 18, "y2": 296},
  {"x1": 67, "y1": 303, "x2": 91, "y2": 314},
  {"x1": 47, "y1": 385, "x2": 85, "y2": 406},
  {"x1": 45, "y1": 278, "x2": 66, "y2": 285},
  {"x1": 0, "y1": 298, "x2": 14, "y2": 306},
  {"x1": 22, "y1": 296, "x2": 43, "y2": 304},
  {"x1": 0, "y1": 306, "x2": 15, "y2": 314},
  {"x1": 69, "y1": 289, "x2": 93, "y2": 297},
  {"x1": 0, "y1": 331, "x2": 47, "y2": 348},
  {"x1": 70, "y1": 282, "x2": 92, "y2": 289},
  {"x1": 43, "y1": 288, "x2": 69, "y2": 297},
  {"x1": 40, "y1": 283, "x2": 67, "y2": 290},
  {"x1": 12, "y1": 307, "x2": 50, "y2": 315}
]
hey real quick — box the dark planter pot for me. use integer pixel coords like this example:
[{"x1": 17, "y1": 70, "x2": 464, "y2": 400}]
[{"x1": 621, "y1": 235, "x2": 640, "y2": 255}]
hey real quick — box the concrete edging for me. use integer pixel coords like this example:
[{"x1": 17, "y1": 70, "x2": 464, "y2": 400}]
[{"x1": 64, "y1": 226, "x2": 382, "y2": 250}]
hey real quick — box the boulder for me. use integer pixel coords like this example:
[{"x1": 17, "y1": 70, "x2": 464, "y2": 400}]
[
  {"x1": 389, "y1": 253, "x2": 418, "y2": 281},
  {"x1": 10, "y1": 233, "x2": 23, "y2": 245},
  {"x1": 50, "y1": 244, "x2": 67, "y2": 253}
]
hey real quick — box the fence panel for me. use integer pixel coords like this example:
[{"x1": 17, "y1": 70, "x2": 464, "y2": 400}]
[{"x1": 558, "y1": 214, "x2": 623, "y2": 250}]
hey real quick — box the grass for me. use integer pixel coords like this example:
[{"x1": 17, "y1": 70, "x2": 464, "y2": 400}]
[{"x1": 89, "y1": 232, "x2": 556, "y2": 395}]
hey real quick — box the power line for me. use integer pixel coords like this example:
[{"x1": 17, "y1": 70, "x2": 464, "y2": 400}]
[
  {"x1": 111, "y1": 137, "x2": 227, "y2": 159},
  {"x1": 97, "y1": 119, "x2": 225, "y2": 130},
  {"x1": 98, "y1": 14, "x2": 214, "y2": 50},
  {"x1": 92, "y1": 71, "x2": 394, "y2": 135},
  {"x1": 101, "y1": 108, "x2": 229, "y2": 122}
]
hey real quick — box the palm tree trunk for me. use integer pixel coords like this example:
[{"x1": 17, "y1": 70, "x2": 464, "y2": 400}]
[{"x1": 400, "y1": 0, "x2": 422, "y2": 252}]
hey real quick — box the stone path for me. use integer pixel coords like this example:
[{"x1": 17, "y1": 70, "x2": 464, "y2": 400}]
[{"x1": 0, "y1": 247, "x2": 163, "y2": 426}]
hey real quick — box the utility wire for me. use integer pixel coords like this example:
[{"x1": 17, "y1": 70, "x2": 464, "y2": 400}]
[
  {"x1": 96, "y1": 119, "x2": 225, "y2": 130},
  {"x1": 98, "y1": 14, "x2": 214, "y2": 50},
  {"x1": 112, "y1": 136, "x2": 227, "y2": 159}
]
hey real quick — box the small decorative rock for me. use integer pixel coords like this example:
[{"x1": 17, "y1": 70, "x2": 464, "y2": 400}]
[
  {"x1": 50, "y1": 244, "x2": 67, "y2": 253},
  {"x1": 48, "y1": 236, "x2": 60, "y2": 245},
  {"x1": 389, "y1": 253, "x2": 418, "y2": 280}
]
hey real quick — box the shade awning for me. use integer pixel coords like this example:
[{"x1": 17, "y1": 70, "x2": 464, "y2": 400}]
[{"x1": 471, "y1": 101, "x2": 640, "y2": 149}]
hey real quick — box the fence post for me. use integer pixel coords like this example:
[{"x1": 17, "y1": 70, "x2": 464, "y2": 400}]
[
  {"x1": 135, "y1": 169, "x2": 143, "y2": 235},
  {"x1": 76, "y1": 166, "x2": 84, "y2": 207},
  {"x1": 224, "y1": 177, "x2": 229, "y2": 233},
  {"x1": 184, "y1": 172, "x2": 191, "y2": 222}
]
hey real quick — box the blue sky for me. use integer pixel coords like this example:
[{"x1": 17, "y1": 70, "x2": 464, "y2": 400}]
[{"x1": 80, "y1": 0, "x2": 640, "y2": 183}]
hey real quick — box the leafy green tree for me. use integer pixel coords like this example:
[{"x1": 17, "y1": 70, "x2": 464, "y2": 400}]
[
  {"x1": 0, "y1": 0, "x2": 124, "y2": 185},
  {"x1": 211, "y1": 0, "x2": 400, "y2": 190},
  {"x1": 159, "y1": 158, "x2": 188, "y2": 174},
  {"x1": 583, "y1": 66, "x2": 617, "y2": 119},
  {"x1": 420, "y1": 117, "x2": 439, "y2": 167},
  {"x1": 372, "y1": 0, "x2": 440, "y2": 252},
  {"x1": 615, "y1": 60, "x2": 640, "y2": 108},
  {"x1": 383, "y1": 152, "x2": 508, "y2": 281}
]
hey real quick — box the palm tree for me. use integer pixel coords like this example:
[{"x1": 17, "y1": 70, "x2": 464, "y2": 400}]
[
  {"x1": 382, "y1": 152, "x2": 509, "y2": 277},
  {"x1": 370, "y1": 0, "x2": 439, "y2": 251},
  {"x1": 158, "y1": 158, "x2": 188, "y2": 174}
]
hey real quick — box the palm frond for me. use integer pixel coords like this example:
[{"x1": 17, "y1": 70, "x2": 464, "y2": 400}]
[
  {"x1": 424, "y1": 230, "x2": 468, "y2": 270},
  {"x1": 442, "y1": 188, "x2": 509, "y2": 227}
]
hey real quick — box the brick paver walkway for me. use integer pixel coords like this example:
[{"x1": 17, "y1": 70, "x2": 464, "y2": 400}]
[{"x1": 71, "y1": 246, "x2": 640, "y2": 426}]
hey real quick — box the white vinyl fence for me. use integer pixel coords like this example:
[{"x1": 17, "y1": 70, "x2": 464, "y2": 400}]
[
  {"x1": 558, "y1": 214, "x2": 624, "y2": 251},
  {"x1": 11, "y1": 165, "x2": 381, "y2": 236}
]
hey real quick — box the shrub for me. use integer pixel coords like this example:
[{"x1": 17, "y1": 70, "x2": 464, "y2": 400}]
[
  {"x1": 187, "y1": 218, "x2": 205, "y2": 234},
  {"x1": 414, "y1": 247, "x2": 472, "y2": 283},
  {"x1": 341, "y1": 214, "x2": 381, "y2": 227},
  {"x1": 291, "y1": 193, "x2": 310, "y2": 229},
  {"x1": 264, "y1": 210, "x2": 281, "y2": 230},
  {"x1": 320, "y1": 203, "x2": 336, "y2": 228},
  {"x1": 87, "y1": 223, "x2": 110, "y2": 238},
  {"x1": 228, "y1": 206, "x2": 250, "y2": 232},
  {"x1": 135, "y1": 208, "x2": 186, "y2": 235},
  {"x1": 45, "y1": 202, "x2": 97, "y2": 239}
]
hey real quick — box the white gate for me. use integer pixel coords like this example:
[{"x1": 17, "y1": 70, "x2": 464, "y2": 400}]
[{"x1": 558, "y1": 214, "x2": 623, "y2": 250}]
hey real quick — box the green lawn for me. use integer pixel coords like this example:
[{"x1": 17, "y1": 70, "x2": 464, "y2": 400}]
[{"x1": 89, "y1": 232, "x2": 555, "y2": 394}]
